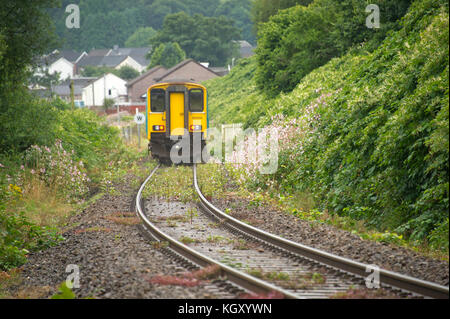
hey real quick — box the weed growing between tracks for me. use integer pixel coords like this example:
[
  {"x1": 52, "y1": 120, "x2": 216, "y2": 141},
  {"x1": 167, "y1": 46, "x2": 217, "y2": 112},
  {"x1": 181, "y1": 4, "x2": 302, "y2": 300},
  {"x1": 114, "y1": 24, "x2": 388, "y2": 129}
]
[{"x1": 142, "y1": 165, "x2": 196, "y2": 203}]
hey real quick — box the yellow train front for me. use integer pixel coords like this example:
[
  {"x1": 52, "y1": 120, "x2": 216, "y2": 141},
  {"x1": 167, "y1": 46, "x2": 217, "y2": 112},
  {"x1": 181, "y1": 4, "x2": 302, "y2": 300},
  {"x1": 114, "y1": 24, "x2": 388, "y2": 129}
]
[{"x1": 146, "y1": 81, "x2": 208, "y2": 163}]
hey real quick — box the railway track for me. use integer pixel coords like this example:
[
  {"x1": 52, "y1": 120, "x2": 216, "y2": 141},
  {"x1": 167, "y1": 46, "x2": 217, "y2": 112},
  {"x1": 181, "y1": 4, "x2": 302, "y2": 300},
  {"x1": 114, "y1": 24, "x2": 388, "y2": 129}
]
[{"x1": 135, "y1": 164, "x2": 449, "y2": 299}]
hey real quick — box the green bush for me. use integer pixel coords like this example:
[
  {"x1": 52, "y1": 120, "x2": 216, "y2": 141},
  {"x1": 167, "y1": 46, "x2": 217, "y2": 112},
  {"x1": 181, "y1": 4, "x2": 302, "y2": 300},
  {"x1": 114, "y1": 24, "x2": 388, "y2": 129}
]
[{"x1": 0, "y1": 203, "x2": 63, "y2": 271}]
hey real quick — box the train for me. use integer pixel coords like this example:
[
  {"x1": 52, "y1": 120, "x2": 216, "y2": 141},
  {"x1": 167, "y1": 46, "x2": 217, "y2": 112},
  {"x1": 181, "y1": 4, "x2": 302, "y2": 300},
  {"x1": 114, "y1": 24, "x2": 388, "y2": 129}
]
[{"x1": 146, "y1": 81, "x2": 208, "y2": 163}]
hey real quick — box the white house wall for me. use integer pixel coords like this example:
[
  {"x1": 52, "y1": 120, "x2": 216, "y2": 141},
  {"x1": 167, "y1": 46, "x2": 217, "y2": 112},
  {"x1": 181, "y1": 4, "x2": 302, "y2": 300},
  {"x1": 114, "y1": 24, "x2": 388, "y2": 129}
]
[
  {"x1": 82, "y1": 73, "x2": 127, "y2": 107},
  {"x1": 48, "y1": 58, "x2": 74, "y2": 80},
  {"x1": 116, "y1": 56, "x2": 146, "y2": 73}
]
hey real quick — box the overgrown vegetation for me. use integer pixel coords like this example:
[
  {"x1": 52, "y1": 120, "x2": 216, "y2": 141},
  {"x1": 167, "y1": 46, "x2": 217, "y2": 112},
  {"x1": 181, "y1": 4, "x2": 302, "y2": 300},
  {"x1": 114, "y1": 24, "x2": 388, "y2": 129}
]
[
  {"x1": 0, "y1": 1, "x2": 152, "y2": 272},
  {"x1": 204, "y1": 0, "x2": 449, "y2": 253}
]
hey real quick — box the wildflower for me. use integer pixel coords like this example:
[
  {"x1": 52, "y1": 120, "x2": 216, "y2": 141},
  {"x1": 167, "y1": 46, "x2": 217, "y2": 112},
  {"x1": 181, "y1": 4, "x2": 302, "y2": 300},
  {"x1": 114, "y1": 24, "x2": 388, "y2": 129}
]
[
  {"x1": 31, "y1": 169, "x2": 36, "y2": 175},
  {"x1": 0, "y1": 163, "x2": 4, "y2": 168}
]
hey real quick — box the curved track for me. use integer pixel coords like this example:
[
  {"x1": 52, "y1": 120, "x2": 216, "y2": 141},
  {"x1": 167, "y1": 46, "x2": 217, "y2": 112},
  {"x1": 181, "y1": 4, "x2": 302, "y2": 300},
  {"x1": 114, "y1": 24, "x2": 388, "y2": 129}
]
[{"x1": 135, "y1": 164, "x2": 449, "y2": 299}]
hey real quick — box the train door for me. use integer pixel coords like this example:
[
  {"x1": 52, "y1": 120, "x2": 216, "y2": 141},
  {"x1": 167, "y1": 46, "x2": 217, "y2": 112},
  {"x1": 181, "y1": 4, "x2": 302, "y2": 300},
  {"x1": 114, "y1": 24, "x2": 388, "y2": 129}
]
[{"x1": 169, "y1": 92, "x2": 185, "y2": 136}]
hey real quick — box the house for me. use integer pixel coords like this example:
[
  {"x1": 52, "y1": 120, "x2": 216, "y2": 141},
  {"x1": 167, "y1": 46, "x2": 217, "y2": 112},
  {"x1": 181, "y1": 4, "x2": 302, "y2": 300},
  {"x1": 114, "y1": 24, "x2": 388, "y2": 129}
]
[
  {"x1": 82, "y1": 73, "x2": 127, "y2": 107},
  {"x1": 76, "y1": 55, "x2": 139, "y2": 73},
  {"x1": 109, "y1": 46, "x2": 151, "y2": 71},
  {"x1": 154, "y1": 59, "x2": 220, "y2": 84},
  {"x1": 210, "y1": 67, "x2": 230, "y2": 77},
  {"x1": 126, "y1": 66, "x2": 168, "y2": 103},
  {"x1": 36, "y1": 50, "x2": 87, "y2": 80},
  {"x1": 237, "y1": 40, "x2": 255, "y2": 59},
  {"x1": 53, "y1": 77, "x2": 96, "y2": 106},
  {"x1": 78, "y1": 46, "x2": 151, "y2": 73}
]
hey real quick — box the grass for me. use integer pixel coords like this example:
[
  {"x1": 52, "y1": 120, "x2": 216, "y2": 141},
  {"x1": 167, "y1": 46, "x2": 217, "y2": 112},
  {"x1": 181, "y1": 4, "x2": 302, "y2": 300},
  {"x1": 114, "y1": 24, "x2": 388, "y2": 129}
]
[
  {"x1": 247, "y1": 268, "x2": 290, "y2": 282},
  {"x1": 11, "y1": 178, "x2": 74, "y2": 228},
  {"x1": 142, "y1": 165, "x2": 195, "y2": 203},
  {"x1": 179, "y1": 236, "x2": 200, "y2": 245}
]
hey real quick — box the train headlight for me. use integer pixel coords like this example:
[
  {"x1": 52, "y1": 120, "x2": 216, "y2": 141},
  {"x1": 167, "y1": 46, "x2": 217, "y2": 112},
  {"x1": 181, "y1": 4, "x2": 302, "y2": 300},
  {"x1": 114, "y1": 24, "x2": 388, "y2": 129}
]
[
  {"x1": 153, "y1": 125, "x2": 165, "y2": 131},
  {"x1": 190, "y1": 125, "x2": 202, "y2": 132}
]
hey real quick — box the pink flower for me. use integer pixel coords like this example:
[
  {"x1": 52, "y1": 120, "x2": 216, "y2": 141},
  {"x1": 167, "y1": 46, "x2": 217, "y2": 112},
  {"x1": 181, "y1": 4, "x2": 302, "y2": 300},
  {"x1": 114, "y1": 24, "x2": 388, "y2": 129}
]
[
  {"x1": 0, "y1": 163, "x2": 4, "y2": 168},
  {"x1": 31, "y1": 169, "x2": 36, "y2": 174}
]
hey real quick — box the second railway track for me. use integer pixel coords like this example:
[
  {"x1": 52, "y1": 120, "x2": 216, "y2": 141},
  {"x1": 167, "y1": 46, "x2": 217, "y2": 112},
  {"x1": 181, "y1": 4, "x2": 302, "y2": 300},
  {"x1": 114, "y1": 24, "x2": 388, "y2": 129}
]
[{"x1": 135, "y1": 164, "x2": 449, "y2": 299}]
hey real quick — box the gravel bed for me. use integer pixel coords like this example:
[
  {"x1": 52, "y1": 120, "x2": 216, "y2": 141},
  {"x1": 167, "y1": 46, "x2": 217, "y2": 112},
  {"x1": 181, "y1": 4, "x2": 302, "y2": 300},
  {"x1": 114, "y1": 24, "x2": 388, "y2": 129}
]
[
  {"x1": 207, "y1": 190, "x2": 449, "y2": 288},
  {"x1": 6, "y1": 173, "x2": 234, "y2": 299}
]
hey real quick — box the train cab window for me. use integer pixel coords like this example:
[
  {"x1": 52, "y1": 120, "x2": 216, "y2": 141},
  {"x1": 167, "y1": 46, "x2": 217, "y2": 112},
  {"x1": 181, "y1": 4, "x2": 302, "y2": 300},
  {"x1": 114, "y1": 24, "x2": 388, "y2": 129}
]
[
  {"x1": 151, "y1": 89, "x2": 165, "y2": 112},
  {"x1": 189, "y1": 89, "x2": 204, "y2": 112}
]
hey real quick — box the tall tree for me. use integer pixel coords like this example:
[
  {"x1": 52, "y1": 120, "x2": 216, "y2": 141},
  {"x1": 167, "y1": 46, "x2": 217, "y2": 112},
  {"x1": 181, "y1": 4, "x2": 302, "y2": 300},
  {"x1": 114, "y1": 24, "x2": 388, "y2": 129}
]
[
  {"x1": 251, "y1": 0, "x2": 313, "y2": 34},
  {"x1": 125, "y1": 27, "x2": 156, "y2": 48},
  {"x1": 0, "y1": 0, "x2": 60, "y2": 153},
  {"x1": 151, "y1": 12, "x2": 241, "y2": 66},
  {"x1": 148, "y1": 42, "x2": 186, "y2": 69}
]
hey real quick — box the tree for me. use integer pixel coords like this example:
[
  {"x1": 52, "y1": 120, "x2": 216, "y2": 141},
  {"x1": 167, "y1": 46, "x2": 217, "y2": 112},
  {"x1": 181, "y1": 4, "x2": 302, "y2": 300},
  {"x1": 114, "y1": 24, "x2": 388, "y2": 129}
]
[
  {"x1": 116, "y1": 66, "x2": 140, "y2": 80},
  {"x1": 215, "y1": 0, "x2": 254, "y2": 44},
  {"x1": 251, "y1": 0, "x2": 313, "y2": 33},
  {"x1": 125, "y1": 27, "x2": 156, "y2": 48},
  {"x1": 255, "y1": 0, "x2": 413, "y2": 96},
  {"x1": 29, "y1": 69, "x2": 61, "y2": 89},
  {"x1": 148, "y1": 42, "x2": 186, "y2": 69},
  {"x1": 0, "y1": 0, "x2": 60, "y2": 153},
  {"x1": 151, "y1": 12, "x2": 241, "y2": 66}
]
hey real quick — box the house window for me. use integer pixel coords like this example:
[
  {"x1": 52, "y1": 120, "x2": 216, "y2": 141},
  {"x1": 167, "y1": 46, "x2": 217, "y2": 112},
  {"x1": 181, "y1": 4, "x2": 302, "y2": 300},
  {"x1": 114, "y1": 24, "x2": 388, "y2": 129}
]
[
  {"x1": 108, "y1": 89, "x2": 112, "y2": 96},
  {"x1": 189, "y1": 89, "x2": 204, "y2": 112},
  {"x1": 151, "y1": 89, "x2": 165, "y2": 113}
]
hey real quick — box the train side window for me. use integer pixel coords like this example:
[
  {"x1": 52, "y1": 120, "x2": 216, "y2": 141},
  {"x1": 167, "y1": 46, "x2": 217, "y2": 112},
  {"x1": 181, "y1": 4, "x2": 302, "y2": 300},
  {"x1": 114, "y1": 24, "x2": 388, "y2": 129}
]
[
  {"x1": 189, "y1": 89, "x2": 204, "y2": 112},
  {"x1": 151, "y1": 89, "x2": 165, "y2": 112}
]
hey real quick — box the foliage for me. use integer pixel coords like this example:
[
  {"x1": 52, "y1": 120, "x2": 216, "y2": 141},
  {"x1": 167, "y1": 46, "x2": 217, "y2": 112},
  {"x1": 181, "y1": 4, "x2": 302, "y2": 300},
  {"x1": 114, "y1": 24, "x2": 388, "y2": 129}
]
[
  {"x1": 216, "y1": 0, "x2": 255, "y2": 44},
  {"x1": 251, "y1": 0, "x2": 312, "y2": 33},
  {"x1": 255, "y1": 0, "x2": 413, "y2": 96},
  {"x1": 115, "y1": 66, "x2": 140, "y2": 80},
  {"x1": 148, "y1": 42, "x2": 186, "y2": 69},
  {"x1": 205, "y1": 0, "x2": 449, "y2": 250},
  {"x1": 125, "y1": 27, "x2": 156, "y2": 48},
  {"x1": 0, "y1": 91, "x2": 60, "y2": 154},
  {"x1": 51, "y1": 282, "x2": 76, "y2": 299},
  {"x1": 151, "y1": 12, "x2": 241, "y2": 66},
  {"x1": 0, "y1": 202, "x2": 63, "y2": 271},
  {"x1": 22, "y1": 141, "x2": 90, "y2": 203},
  {"x1": 103, "y1": 98, "x2": 115, "y2": 111},
  {"x1": 29, "y1": 68, "x2": 61, "y2": 89},
  {"x1": 48, "y1": 0, "x2": 254, "y2": 51},
  {"x1": 0, "y1": 1, "x2": 60, "y2": 154},
  {"x1": 0, "y1": 0, "x2": 58, "y2": 91}
]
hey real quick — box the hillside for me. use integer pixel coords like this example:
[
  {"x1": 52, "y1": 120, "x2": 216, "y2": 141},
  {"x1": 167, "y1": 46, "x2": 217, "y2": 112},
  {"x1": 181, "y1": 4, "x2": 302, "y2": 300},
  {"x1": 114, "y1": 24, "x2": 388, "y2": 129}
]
[
  {"x1": 204, "y1": 0, "x2": 449, "y2": 251},
  {"x1": 49, "y1": 0, "x2": 254, "y2": 51}
]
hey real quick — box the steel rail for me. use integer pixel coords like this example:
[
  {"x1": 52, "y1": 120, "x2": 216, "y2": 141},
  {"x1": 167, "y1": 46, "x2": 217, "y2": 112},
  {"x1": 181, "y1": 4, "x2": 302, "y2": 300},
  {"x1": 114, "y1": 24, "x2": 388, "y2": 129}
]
[
  {"x1": 193, "y1": 164, "x2": 449, "y2": 299},
  {"x1": 135, "y1": 164, "x2": 300, "y2": 299}
]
